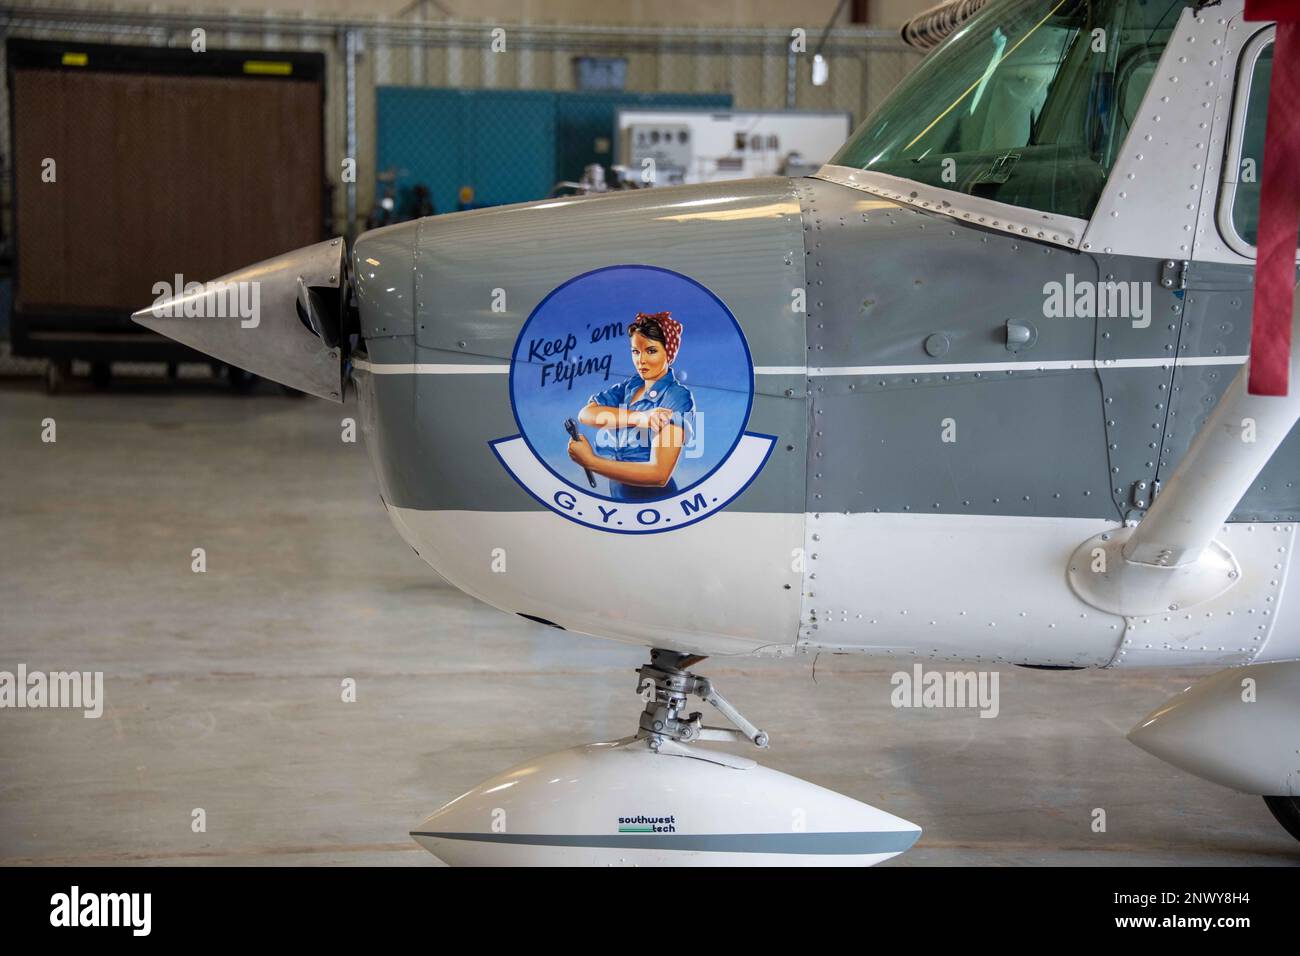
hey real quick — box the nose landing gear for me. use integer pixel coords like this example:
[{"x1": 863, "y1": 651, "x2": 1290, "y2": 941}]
[
  {"x1": 410, "y1": 647, "x2": 922, "y2": 866},
  {"x1": 636, "y1": 649, "x2": 769, "y2": 751}
]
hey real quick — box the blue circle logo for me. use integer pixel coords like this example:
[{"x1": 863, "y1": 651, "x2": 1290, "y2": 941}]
[{"x1": 507, "y1": 265, "x2": 755, "y2": 507}]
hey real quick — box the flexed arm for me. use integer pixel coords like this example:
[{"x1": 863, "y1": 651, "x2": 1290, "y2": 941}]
[
  {"x1": 569, "y1": 423, "x2": 685, "y2": 488},
  {"x1": 578, "y1": 403, "x2": 674, "y2": 432}
]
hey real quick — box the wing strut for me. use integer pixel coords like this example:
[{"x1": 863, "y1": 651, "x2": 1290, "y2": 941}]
[{"x1": 1068, "y1": 288, "x2": 1300, "y2": 616}]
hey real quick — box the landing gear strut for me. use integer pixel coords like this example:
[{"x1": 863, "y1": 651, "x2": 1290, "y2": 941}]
[{"x1": 635, "y1": 649, "x2": 769, "y2": 751}]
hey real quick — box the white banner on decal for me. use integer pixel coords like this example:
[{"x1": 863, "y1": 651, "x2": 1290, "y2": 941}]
[{"x1": 491, "y1": 433, "x2": 776, "y2": 534}]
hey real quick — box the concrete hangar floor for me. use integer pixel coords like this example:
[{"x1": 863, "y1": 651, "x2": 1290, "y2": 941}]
[{"x1": 1, "y1": 374, "x2": 1295, "y2": 867}]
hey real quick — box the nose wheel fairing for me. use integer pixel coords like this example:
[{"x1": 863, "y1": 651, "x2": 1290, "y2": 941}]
[
  {"x1": 1128, "y1": 661, "x2": 1300, "y2": 797},
  {"x1": 412, "y1": 738, "x2": 922, "y2": 867}
]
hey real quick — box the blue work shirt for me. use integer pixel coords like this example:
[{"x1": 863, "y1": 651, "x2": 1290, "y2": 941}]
[{"x1": 586, "y1": 367, "x2": 695, "y2": 500}]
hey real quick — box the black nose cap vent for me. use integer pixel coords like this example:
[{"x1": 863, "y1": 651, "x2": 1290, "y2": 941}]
[{"x1": 296, "y1": 279, "x2": 344, "y2": 349}]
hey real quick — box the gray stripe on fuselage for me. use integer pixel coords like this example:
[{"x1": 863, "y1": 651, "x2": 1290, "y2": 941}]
[
  {"x1": 796, "y1": 177, "x2": 1257, "y2": 521},
  {"x1": 411, "y1": 829, "x2": 921, "y2": 854},
  {"x1": 355, "y1": 358, "x2": 808, "y2": 514}
]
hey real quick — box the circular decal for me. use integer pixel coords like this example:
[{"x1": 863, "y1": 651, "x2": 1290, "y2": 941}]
[{"x1": 492, "y1": 265, "x2": 774, "y2": 534}]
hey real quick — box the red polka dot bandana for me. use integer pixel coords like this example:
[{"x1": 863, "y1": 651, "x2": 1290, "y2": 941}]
[{"x1": 636, "y1": 311, "x2": 683, "y2": 365}]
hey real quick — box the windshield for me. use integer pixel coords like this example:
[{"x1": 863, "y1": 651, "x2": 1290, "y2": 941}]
[{"x1": 830, "y1": 0, "x2": 1189, "y2": 220}]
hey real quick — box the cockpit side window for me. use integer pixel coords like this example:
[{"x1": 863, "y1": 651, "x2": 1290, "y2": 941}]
[
  {"x1": 1221, "y1": 36, "x2": 1274, "y2": 252},
  {"x1": 828, "y1": 0, "x2": 1189, "y2": 220}
]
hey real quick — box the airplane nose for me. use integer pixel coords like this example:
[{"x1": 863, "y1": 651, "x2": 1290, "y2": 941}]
[{"x1": 132, "y1": 237, "x2": 349, "y2": 401}]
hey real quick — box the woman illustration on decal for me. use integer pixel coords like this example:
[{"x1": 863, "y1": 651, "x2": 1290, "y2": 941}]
[{"x1": 567, "y1": 311, "x2": 695, "y2": 501}]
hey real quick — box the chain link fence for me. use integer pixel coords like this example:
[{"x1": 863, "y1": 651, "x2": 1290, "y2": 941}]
[{"x1": 0, "y1": 3, "x2": 922, "y2": 243}]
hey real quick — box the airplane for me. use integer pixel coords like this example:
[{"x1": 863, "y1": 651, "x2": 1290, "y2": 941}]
[{"x1": 135, "y1": 0, "x2": 1300, "y2": 865}]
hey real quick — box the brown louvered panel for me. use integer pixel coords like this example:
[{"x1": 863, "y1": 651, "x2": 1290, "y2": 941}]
[{"x1": 13, "y1": 68, "x2": 322, "y2": 312}]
